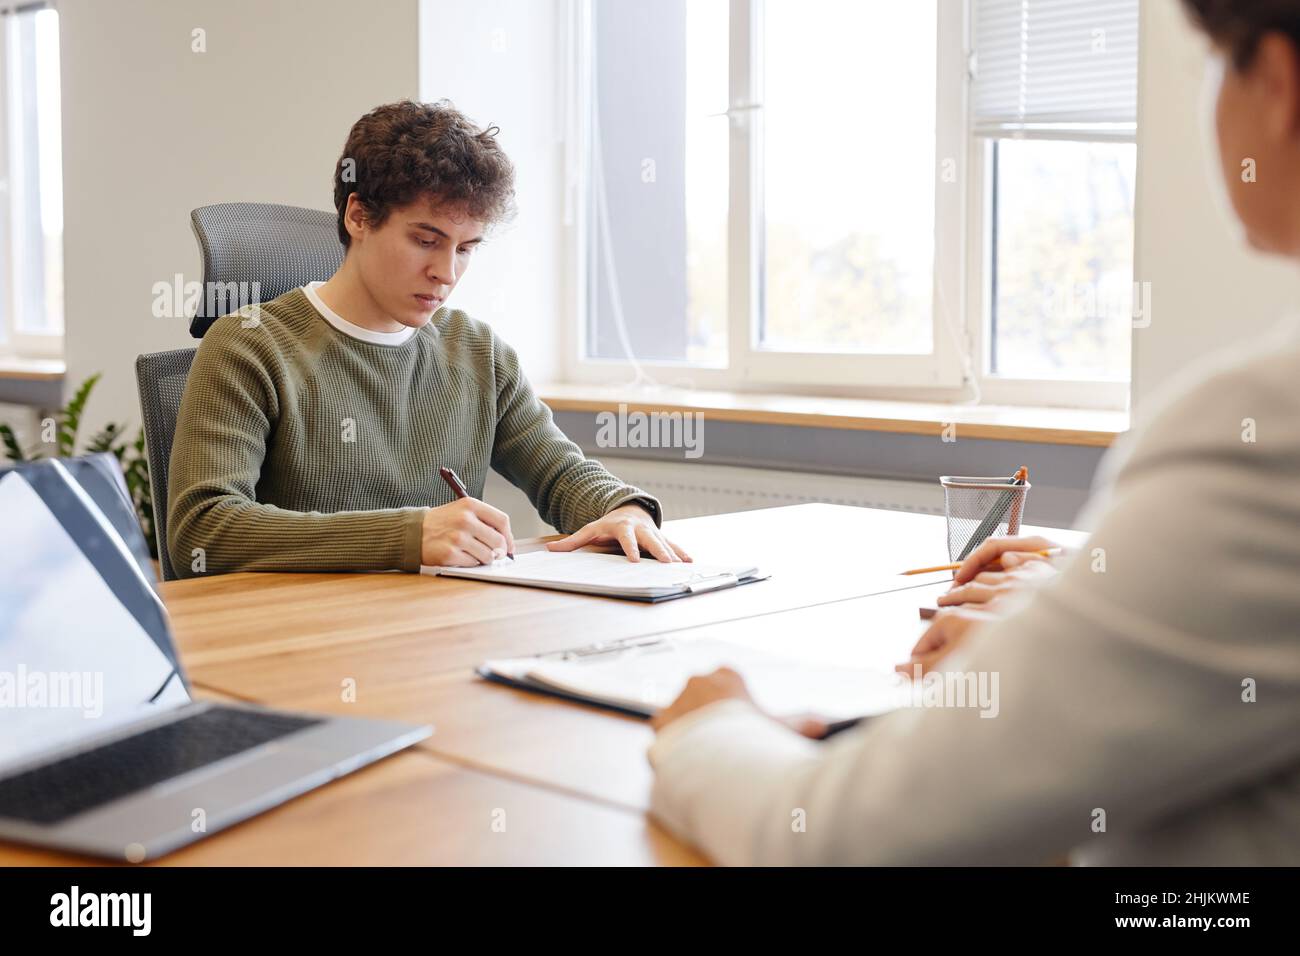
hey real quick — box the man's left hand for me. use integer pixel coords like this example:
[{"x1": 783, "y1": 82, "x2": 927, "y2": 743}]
[{"x1": 546, "y1": 503, "x2": 693, "y2": 563}]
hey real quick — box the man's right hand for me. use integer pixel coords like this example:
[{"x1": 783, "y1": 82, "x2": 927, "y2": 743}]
[{"x1": 421, "y1": 497, "x2": 515, "y2": 567}]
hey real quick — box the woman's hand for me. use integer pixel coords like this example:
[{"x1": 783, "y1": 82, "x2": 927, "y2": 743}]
[
  {"x1": 651, "y1": 667, "x2": 828, "y2": 739},
  {"x1": 421, "y1": 497, "x2": 515, "y2": 566},
  {"x1": 896, "y1": 607, "x2": 998, "y2": 678},
  {"x1": 938, "y1": 535, "x2": 1061, "y2": 609},
  {"x1": 546, "y1": 503, "x2": 692, "y2": 563},
  {"x1": 650, "y1": 667, "x2": 752, "y2": 731}
]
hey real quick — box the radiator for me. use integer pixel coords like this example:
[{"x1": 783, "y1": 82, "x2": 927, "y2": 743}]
[{"x1": 484, "y1": 457, "x2": 943, "y2": 538}]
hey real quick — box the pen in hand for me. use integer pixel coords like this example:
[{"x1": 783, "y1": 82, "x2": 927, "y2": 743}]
[{"x1": 438, "y1": 466, "x2": 515, "y2": 561}]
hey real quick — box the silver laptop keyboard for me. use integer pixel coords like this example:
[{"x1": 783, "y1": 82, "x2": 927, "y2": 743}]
[{"x1": 0, "y1": 706, "x2": 322, "y2": 826}]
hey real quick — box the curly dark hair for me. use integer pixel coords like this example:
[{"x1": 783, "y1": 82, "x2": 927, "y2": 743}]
[
  {"x1": 333, "y1": 99, "x2": 517, "y2": 247},
  {"x1": 1182, "y1": 0, "x2": 1300, "y2": 69}
]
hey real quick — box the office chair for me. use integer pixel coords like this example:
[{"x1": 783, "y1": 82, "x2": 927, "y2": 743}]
[
  {"x1": 135, "y1": 202, "x2": 342, "y2": 578},
  {"x1": 134, "y1": 348, "x2": 197, "y2": 581},
  {"x1": 189, "y1": 202, "x2": 343, "y2": 338}
]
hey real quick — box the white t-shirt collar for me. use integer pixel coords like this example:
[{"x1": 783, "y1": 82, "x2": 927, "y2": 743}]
[{"x1": 302, "y1": 281, "x2": 419, "y2": 346}]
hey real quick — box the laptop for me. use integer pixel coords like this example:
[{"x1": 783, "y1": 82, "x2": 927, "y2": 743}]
[{"x1": 0, "y1": 456, "x2": 431, "y2": 862}]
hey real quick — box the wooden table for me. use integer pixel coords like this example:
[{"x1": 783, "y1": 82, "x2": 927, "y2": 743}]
[{"x1": 1, "y1": 504, "x2": 1084, "y2": 865}]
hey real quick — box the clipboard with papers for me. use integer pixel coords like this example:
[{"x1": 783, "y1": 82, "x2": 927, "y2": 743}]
[
  {"x1": 423, "y1": 549, "x2": 770, "y2": 602},
  {"x1": 476, "y1": 633, "x2": 911, "y2": 723}
]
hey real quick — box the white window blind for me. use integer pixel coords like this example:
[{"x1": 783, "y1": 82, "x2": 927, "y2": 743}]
[{"x1": 973, "y1": 0, "x2": 1138, "y2": 136}]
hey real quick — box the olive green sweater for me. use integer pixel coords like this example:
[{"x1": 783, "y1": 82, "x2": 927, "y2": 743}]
[{"x1": 166, "y1": 288, "x2": 660, "y2": 577}]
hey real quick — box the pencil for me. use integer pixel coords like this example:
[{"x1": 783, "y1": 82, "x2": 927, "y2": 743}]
[
  {"x1": 955, "y1": 465, "x2": 1029, "y2": 562},
  {"x1": 900, "y1": 547, "x2": 1058, "y2": 576}
]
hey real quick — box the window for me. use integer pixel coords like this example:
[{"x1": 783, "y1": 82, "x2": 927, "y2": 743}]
[
  {"x1": 569, "y1": 0, "x2": 1138, "y2": 407},
  {"x1": 989, "y1": 139, "x2": 1135, "y2": 381},
  {"x1": 760, "y1": 0, "x2": 937, "y2": 358},
  {"x1": 0, "y1": 1, "x2": 64, "y2": 360},
  {"x1": 972, "y1": 0, "x2": 1138, "y2": 403}
]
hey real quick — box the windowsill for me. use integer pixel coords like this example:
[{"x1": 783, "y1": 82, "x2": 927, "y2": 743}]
[
  {"x1": 0, "y1": 356, "x2": 65, "y2": 382},
  {"x1": 537, "y1": 382, "x2": 1128, "y2": 447}
]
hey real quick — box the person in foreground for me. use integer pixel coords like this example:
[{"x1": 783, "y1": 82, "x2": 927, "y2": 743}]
[
  {"x1": 169, "y1": 100, "x2": 688, "y2": 577},
  {"x1": 647, "y1": 0, "x2": 1300, "y2": 865}
]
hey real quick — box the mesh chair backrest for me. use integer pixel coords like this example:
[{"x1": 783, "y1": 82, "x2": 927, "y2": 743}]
[
  {"x1": 189, "y1": 202, "x2": 343, "y2": 338},
  {"x1": 135, "y1": 348, "x2": 198, "y2": 581}
]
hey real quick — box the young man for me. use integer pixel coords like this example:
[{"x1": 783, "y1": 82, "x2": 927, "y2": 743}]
[
  {"x1": 168, "y1": 100, "x2": 688, "y2": 577},
  {"x1": 647, "y1": 0, "x2": 1300, "y2": 865}
]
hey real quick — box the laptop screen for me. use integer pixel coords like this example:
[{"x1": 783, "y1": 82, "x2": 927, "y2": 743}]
[{"x1": 0, "y1": 461, "x2": 192, "y2": 772}]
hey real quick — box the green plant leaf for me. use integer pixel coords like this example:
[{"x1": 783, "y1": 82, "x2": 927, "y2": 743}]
[
  {"x1": 86, "y1": 422, "x2": 123, "y2": 454},
  {"x1": 59, "y1": 372, "x2": 102, "y2": 457},
  {"x1": 0, "y1": 423, "x2": 27, "y2": 463}
]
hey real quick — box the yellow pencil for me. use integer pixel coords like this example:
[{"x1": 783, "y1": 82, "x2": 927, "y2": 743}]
[{"x1": 900, "y1": 548, "x2": 1059, "y2": 576}]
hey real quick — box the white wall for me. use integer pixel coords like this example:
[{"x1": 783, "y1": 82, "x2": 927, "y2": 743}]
[
  {"x1": 59, "y1": 0, "x2": 420, "y2": 438},
  {"x1": 416, "y1": 0, "x2": 565, "y2": 384},
  {"x1": 1132, "y1": 0, "x2": 1300, "y2": 411}
]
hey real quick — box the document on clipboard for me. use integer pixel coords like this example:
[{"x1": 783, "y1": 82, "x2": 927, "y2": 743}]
[
  {"x1": 476, "y1": 634, "x2": 910, "y2": 721},
  {"x1": 422, "y1": 550, "x2": 769, "y2": 602}
]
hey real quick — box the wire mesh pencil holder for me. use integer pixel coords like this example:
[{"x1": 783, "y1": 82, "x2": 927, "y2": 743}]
[{"x1": 940, "y1": 476, "x2": 1031, "y2": 563}]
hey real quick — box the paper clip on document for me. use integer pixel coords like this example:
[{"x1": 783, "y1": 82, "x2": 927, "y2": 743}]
[
  {"x1": 557, "y1": 636, "x2": 669, "y2": 662},
  {"x1": 681, "y1": 571, "x2": 739, "y2": 594}
]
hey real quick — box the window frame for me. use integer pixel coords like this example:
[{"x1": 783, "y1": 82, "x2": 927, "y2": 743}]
[
  {"x1": 966, "y1": 128, "x2": 1135, "y2": 411},
  {"x1": 735, "y1": 0, "x2": 968, "y2": 391},
  {"x1": 0, "y1": 2, "x2": 63, "y2": 361},
  {"x1": 563, "y1": 0, "x2": 1134, "y2": 410}
]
